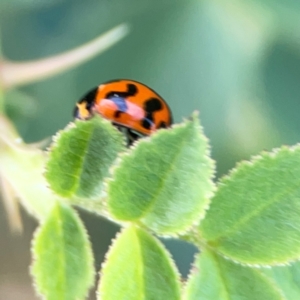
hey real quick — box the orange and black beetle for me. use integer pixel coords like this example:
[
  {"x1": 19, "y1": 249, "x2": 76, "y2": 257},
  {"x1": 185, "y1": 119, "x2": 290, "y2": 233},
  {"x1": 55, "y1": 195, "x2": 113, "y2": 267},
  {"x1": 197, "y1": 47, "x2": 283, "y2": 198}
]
[{"x1": 74, "y1": 79, "x2": 172, "y2": 145}]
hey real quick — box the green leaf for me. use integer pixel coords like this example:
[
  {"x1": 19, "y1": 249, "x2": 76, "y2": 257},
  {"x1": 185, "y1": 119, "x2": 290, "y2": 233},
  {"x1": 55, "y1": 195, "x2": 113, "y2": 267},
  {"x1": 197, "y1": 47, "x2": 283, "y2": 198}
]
[
  {"x1": 199, "y1": 146, "x2": 300, "y2": 265},
  {"x1": 45, "y1": 116, "x2": 124, "y2": 199},
  {"x1": 98, "y1": 225, "x2": 181, "y2": 300},
  {"x1": 263, "y1": 261, "x2": 300, "y2": 300},
  {"x1": 31, "y1": 201, "x2": 94, "y2": 300},
  {"x1": 183, "y1": 249, "x2": 284, "y2": 300},
  {"x1": 107, "y1": 113, "x2": 215, "y2": 235}
]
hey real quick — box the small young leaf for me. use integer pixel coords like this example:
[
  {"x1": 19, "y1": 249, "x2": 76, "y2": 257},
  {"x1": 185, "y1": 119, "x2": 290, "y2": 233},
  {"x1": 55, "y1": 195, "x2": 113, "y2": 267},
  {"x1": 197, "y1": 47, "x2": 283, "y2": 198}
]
[
  {"x1": 263, "y1": 261, "x2": 300, "y2": 300},
  {"x1": 31, "y1": 201, "x2": 94, "y2": 300},
  {"x1": 107, "y1": 113, "x2": 215, "y2": 235},
  {"x1": 98, "y1": 225, "x2": 181, "y2": 300},
  {"x1": 183, "y1": 249, "x2": 284, "y2": 300},
  {"x1": 199, "y1": 146, "x2": 300, "y2": 265},
  {"x1": 45, "y1": 116, "x2": 124, "y2": 199}
]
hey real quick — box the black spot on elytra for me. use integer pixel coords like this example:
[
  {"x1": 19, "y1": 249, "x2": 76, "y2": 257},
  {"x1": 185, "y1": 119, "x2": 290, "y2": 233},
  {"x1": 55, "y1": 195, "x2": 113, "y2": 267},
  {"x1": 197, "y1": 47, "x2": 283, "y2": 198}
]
[
  {"x1": 114, "y1": 110, "x2": 123, "y2": 118},
  {"x1": 105, "y1": 83, "x2": 137, "y2": 99},
  {"x1": 141, "y1": 98, "x2": 163, "y2": 129},
  {"x1": 105, "y1": 84, "x2": 138, "y2": 118},
  {"x1": 158, "y1": 121, "x2": 167, "y2": 128}
]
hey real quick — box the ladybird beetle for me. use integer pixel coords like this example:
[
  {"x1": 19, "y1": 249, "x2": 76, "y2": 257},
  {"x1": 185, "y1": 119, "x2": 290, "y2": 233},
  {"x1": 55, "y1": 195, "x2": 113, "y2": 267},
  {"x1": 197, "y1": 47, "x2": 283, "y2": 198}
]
[{"x1": 74, "y1": 79, "x2": 172, "y2": 145}]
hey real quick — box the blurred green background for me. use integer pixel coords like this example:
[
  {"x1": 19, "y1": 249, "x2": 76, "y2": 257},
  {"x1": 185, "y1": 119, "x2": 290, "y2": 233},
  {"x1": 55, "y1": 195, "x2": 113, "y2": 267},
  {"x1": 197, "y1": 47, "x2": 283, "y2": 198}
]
[{"x1": 1, "y1": 0, "x2": 300, "y2": 299}]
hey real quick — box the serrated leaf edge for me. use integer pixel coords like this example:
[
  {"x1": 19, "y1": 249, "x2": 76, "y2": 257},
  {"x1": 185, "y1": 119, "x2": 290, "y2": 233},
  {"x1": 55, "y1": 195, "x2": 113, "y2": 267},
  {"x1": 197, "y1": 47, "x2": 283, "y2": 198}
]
[
  {"x1": 182, "y1": 250, "x2": 287, "y2": 300},
  {"x1": 216, "y1": 144, "x2": 300, "y2": 190},
  {"x1": 44, "y1": 116, "x2": 126, "y2": 199},
  {"x1": 214, "y1": 248, "x2": 300, "y2": 268},
  {"x1": 97, "y1": 225, "x2": 182, "y2": 300},
  {"x1": 103, "y1": 114, "x2": 216, "y2": 236},
  {"x1": 30, "y1": 200, "x2": 95, "y2": 299},
  {"x1": 200, "y1": 144, "x2": 300, "y2": 267}
]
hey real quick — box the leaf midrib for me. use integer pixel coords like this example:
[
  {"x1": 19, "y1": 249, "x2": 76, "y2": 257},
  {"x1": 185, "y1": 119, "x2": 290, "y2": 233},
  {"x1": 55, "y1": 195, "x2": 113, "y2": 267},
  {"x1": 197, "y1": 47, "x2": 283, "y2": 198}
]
[
  {"x1": 138, "y1": 129, "x2": 193, "y2": 221},
  {"x1": 213, "y1": 181, "x2": 300, "y2": 243}
]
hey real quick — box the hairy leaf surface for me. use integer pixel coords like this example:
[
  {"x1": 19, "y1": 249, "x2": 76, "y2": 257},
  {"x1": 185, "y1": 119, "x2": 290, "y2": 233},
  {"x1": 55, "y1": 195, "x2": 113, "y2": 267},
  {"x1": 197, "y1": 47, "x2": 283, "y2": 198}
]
[
  {"x1": 200, "y1": 146, "x2": 300, "y2": 265},
  {"x1": 98, "y1": 226, "x2": 181, "y2": 300},
  {"x1": 183, "y1": 249, "x2": 284, "y2": 300},
  {"x1": 45, "y1": 116, "x2": 124, "y2": 199},
  {"x1": 108, "y1": 113, "x2": 215, "y2": 234},
  {"x1": 32, "y1": 201, "x2": 94, "y2": 300}
]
